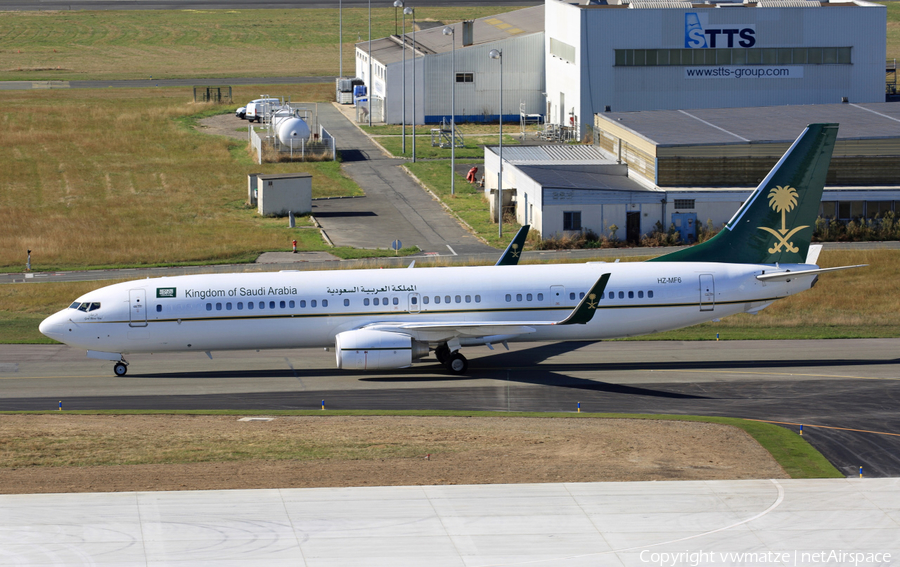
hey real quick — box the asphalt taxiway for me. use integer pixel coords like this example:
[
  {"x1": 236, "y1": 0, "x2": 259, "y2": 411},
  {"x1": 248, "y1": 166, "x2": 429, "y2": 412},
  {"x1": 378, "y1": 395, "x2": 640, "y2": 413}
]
[{"x1": 2, "y1": 339, "x2": 900, "y2": 477}]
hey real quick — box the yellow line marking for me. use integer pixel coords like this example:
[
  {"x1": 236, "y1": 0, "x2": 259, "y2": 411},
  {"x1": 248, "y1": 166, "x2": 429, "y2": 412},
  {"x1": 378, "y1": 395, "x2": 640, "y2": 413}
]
[
  {"x1": 651, "y1": 368, "x2": 900, "y2": 381},
  {"x1": 747, "y1": 419, "x2": 900, "y2": 438}
]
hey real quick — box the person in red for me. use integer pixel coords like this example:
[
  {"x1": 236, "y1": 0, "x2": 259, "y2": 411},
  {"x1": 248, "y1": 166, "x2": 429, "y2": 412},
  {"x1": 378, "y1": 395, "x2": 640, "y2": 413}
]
[{"x1": 466, "y1": 166, "x2": 478, "y2": 184}]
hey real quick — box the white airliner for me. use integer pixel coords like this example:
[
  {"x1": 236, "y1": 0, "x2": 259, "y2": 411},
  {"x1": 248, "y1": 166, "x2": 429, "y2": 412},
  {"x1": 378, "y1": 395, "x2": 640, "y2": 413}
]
[{"x1": 40, "y1": 124, "x2": 862, "y2": 376}]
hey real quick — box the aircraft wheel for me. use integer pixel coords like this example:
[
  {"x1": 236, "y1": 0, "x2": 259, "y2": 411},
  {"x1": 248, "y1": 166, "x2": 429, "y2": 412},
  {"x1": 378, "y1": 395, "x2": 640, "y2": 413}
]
[
  {"x1": 445, "y1": 353, "x2": 468, "y2": 374},
  {"x1": 435, "y1": 344, "x2": 450, "y2": 364},
  {"x1": 114, "y1": 362, "x2": 128, "y2": 377}
]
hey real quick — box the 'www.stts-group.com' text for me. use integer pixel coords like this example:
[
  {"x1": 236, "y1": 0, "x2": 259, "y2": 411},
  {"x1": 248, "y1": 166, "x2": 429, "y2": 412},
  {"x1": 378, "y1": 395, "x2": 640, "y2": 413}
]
[{"x1": 640, "y1": 549, "x2": 892, "y2": 566}]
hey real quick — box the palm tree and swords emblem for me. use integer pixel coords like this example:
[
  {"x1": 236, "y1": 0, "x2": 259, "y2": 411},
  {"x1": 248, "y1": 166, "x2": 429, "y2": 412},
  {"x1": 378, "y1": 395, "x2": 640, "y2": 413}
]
[{"x1": 758, "y1": 185, "x2": 809, "y2": 254}]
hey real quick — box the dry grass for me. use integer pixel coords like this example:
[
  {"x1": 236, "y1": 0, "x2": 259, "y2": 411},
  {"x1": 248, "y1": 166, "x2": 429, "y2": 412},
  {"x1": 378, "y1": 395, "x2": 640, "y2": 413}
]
[
  {"x1": 0, "y1": 85, "x2": 357, "y2": 271},
  {"x1": 0, "y1": 7, "x2": 523, "y2": 81}
]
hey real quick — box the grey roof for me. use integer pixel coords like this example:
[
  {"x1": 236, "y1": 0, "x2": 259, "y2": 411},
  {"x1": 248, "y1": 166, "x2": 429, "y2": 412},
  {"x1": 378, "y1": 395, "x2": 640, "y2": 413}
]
[
  {"x1": 357, "y1": 5, "x2": 544, "y2": 66},
  {"x1": 597, "y1": 102, "x2": 900, "y2": 147},
  {"x1": 517, "y1": 164, "x2": 655, "y2": 192},
  {"x1": 491, "y1": 145, "x2": 613, "y2": 164}
]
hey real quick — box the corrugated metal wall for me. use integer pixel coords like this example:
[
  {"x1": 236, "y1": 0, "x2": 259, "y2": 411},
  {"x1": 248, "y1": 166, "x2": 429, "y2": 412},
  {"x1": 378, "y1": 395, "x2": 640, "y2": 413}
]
[{"x1": 384, "y1": 34, "x2": 545, "y2": 125}]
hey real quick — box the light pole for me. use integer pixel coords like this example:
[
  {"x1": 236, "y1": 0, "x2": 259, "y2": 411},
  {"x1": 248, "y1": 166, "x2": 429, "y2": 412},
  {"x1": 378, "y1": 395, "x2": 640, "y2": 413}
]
[
  {"x1": 339, "y1": 0, "x2": 342, "y2": 78},
  {"x1": 490, "y1": 48, "x2": 503, "y2": 237},
  {"x1": 395, "y1": 0, "x2": 406, "y2": 153},
  {"x1": 368, "y1": 0, "x2": 373, "y2": 127},
  {"x1": 443, "y1": 25, "x2": 456, "y2": 196},
  {"x1": 404, "y1": 6, "x2": 416, "y2": 162}
]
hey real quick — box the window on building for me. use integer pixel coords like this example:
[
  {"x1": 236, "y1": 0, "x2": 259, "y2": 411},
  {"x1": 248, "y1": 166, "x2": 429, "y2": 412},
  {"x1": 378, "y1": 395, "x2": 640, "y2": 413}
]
[
  {"x1": 673, "y1": 199, "x2": 695, "y2": 210},
  {"x1": 455, "y1": 72, "x2": 473, "y2": 83},
  {"x1": 614, "y1": 47, "x2": 852, "y2": 67},
  {"x1": 563, "y1": 211, "x2": 582, "y2": 231}
]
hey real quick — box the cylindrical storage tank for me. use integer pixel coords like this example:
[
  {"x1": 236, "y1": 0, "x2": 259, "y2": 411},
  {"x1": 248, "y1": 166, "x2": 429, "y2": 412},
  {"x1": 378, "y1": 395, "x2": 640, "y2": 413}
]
[{"x1": 277, "y1": 117, "x2": 311, "y2": 147}]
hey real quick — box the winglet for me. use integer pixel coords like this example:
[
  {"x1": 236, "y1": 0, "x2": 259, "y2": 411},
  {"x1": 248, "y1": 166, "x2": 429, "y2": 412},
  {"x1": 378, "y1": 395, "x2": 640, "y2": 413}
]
[
  {"x1": 495, "y1": 225, "x2": 530, "y2": 266},
  {"x1": 556, "y1": 273, "x2": 611, "y2": 326}
]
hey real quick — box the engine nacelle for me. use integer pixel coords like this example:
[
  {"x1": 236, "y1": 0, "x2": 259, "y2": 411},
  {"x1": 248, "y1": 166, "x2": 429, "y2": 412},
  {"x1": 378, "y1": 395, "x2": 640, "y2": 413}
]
[{"x1": 335, "y1": 329, "x2": 429, "y2": 370}]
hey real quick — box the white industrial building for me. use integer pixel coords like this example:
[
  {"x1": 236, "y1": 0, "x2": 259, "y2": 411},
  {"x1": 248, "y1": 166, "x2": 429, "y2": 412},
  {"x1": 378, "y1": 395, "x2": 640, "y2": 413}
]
[
  {"x1": 486, "y1": 102, "x2": 900, "y2": 242},
  {"x1": 545, "y1": 0, "x2": 887, "y2": 138},
  {"x1": 355, "y1": 6, "x2": 545, "y2": 125}
]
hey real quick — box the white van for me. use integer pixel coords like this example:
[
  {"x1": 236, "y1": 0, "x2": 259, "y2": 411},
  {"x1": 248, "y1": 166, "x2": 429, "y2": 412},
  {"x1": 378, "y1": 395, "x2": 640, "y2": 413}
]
[{"x1": 244, "y1": 98, "x2": 280, "y2": 123}]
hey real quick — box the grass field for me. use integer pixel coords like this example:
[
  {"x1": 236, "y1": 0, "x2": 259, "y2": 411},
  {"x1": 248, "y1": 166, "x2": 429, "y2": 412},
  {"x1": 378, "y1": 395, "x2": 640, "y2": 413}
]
[
  {"x1": 0, "y1": 7, "x2": 522, "y2": 81},
  {"x1": 0, "y1": 410, "x2": 841, "y2": 479},
  {"x1": 2, "y1": 249, "x2": 897, "y2": 344},
  {"x1": 0, "y1": 84, "x2": 391, "y2": 271}
]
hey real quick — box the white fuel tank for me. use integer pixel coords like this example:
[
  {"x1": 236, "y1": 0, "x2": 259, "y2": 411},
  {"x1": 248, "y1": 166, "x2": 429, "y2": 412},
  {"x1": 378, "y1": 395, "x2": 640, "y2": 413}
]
[{"x1": 277, "y1": 117, "x2": 311, "y2": 147}]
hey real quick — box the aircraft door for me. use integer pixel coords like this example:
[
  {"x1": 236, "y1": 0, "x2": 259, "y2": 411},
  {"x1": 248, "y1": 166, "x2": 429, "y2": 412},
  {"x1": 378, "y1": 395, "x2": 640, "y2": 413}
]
[
  {"x1": 699, "y1": 274, "x2": 715, "y2": 312},
  {"x1": 550, "y1": 285, "x2": 566, "y2": 307},
  {"x1": 129, "y1": 289, "x2": 148, "y2": 327},
  {"x1": 408, "y1": 293, "x2": 420, "y2": 313}
]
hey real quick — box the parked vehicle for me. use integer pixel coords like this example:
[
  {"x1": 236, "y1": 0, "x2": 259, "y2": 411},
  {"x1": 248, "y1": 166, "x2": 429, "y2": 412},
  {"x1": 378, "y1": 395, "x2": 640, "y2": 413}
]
[
  {"x1": 244, "y1": 98, "x2": 281, "y2": 123},
  {"x1": 235, "y1": 107, "x2": 246, "y2": 119}
]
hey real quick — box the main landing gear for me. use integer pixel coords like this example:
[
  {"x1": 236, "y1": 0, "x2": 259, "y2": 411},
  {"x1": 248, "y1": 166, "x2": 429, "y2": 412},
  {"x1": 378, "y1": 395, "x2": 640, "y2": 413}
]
[{"x1": 434, "y1": 344, "x2": 468, "y2": 374}]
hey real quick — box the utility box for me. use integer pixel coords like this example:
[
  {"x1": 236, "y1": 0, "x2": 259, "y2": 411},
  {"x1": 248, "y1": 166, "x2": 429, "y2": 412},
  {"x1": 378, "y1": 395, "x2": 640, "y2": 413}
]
[{"x1": 256, "y1": 173, "x2": 312, "y2": 217}]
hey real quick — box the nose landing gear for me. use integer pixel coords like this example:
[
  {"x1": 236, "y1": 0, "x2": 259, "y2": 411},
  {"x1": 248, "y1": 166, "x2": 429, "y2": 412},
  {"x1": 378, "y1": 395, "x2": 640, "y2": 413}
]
[{"x1": 113, "y1": 360, "x2": 129, "y2": 377}]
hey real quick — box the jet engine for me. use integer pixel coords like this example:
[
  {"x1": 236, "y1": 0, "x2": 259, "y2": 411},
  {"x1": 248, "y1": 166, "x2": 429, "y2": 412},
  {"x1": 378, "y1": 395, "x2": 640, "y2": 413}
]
[{"x1": 335, "y1": 329, "x2": 430, "y2": 370}]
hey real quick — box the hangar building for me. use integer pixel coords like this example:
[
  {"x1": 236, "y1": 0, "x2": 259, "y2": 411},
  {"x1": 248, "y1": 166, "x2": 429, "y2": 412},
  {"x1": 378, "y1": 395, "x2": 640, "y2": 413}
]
[
  {"x1": 545, "y1": 0, "x2": 887, "y2": 139},
  {"x1": 485, "y1": 102, "x2": 900, "y2": 242},
  {"x1": 355, "y1": 6, "x2": 545, "y2": 125}
]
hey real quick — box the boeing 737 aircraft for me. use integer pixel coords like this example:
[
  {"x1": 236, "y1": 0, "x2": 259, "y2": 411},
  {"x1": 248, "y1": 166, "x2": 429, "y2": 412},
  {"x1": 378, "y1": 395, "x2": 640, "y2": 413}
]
[{"x1": 40, "y1": 124, "x2": 863, "y2": 376}]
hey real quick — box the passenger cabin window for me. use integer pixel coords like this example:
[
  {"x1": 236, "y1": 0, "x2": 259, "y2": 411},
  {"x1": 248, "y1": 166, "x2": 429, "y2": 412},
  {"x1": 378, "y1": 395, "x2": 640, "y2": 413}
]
[
  {"x1": 269, "y1": 301, "x2": 275, "y2": 309},
  {"x1": 648, "y1": 290, "x2": 654, "y2": 298},
  {"x1": 226, "y1": 302, "x2": 232, "y2": 310},
  {"x1": 392, "y1": 297, "x2": 399, "y2": 305},
  {"x1": 216, "y1": 302, "x2": 222, "y2": 311},
  {"x1": 238, "y1": 302, "x2": 244, "y2": 310},
  {"x1": 364, "y1": 298, "x2": 370, "y2": 306},
  {"x1": 505, "y1": 294, "x2": 512, "y2": 302},
  {"x1": 280, "y1": 301, "x2": 286, "y2": 309},
  {"x1": 435, "y1": 296, "x2": 441, "y2": 304},
  {"x1": 638, "y1": 291, "x2": 643, "y2": 299},
  {"x1": 411, "y1": 296, "x2": 417, "y2": 305},
  {"x1": 374, "y1": 297, "x2": 380, "y2": 306},
  {"x1": 444, "y1": 295, "x2": 450, "y2": 304},
  {"x1": 527, "y1": 294, "x2": 532, "y2": 301},
  {"x1": 465, "y1": 295, "x2": 471, "y2": 303},
  {"x1": 299, "y1": 300, "x2": 306, "y2": 308},
  {"x1": 156, "y1": 305, "x2": 162, "y2": 313},
  {"x1": 311, "y1": 300, "x2": 317, "y2": 307},
  {"x1": 537, "y1": 293, "x2": 543, "y2": 301},
  {"x1": 423, "y1": 296, "x2": 430, "y2": 304},
  {"x1": 323, "y1": 300, "x2": 328, "y2": 307},
  {"x1": 475, "y1": 295, "x2": 481, "y2": 303},
  {"x1": 628, "y1": 291, "x2": 634, "y2": 299},
  {"x1": 289, "y1": 300, "x2": 295, "y2": 308},
  {"x1": 344, "y1": 299, "x2": 350, "y2": 306},
  {"x1": 569, "y1": 293, "x2": 575, "y2": 300},
  {"x1": 248, "y1": 302, "x2": 254, "y2": 310},
  {"x1": 618, "y1": 292, "x2": 624, "y2": 299},
  {"x1": 206, "y1": 303, "x2": 212, "y2": 311}
]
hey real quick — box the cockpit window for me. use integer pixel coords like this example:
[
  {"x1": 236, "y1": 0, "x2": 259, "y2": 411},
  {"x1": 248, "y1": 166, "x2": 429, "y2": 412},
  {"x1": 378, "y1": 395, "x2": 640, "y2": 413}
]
[
  {"x1": 73, "y1": 302, "x2": 100, "y2": 312},
  {"x1": 77, "y1": 303, "x2": 90, "y2": 312},
  {"x1": 69, "y1": 302, "x2": 81, "y2": 310},
  {"x1": 88, "y1": 302, "x2": 101, "y2": 312}
]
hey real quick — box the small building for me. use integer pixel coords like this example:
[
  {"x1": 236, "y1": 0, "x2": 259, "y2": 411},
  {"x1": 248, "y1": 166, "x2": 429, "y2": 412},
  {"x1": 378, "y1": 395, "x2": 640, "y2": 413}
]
[
  {"x1": 355, "y1": 6, "x2": 546, "y2": 125},
  {"x1": 255, "y1": 173, "x2": 312, "y2": 217}
]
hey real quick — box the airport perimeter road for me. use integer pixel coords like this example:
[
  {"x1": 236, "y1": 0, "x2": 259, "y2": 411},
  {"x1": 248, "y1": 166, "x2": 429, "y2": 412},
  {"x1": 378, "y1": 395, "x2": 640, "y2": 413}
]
[
  {"x1": 310, "y1": 103, "x2": 496, "y2": 255},
  {"x1": 0, "y1": 0, "x2": 541, "y2": 9},
  {"x1": 3, "y1": 338, "x2": 900, "y2": 477}
]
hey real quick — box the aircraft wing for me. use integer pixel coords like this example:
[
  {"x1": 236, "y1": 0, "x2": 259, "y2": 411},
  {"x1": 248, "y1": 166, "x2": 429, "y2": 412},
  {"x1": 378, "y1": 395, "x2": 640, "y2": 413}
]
[{"x1": 360, "y1": 273, "x2": 611, "y2": 343}]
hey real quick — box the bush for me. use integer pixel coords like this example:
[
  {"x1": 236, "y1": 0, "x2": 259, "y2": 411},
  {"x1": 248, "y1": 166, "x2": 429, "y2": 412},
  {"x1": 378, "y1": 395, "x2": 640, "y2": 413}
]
[{"x1": 813, "y1": 213, "x2": 900, "y2": 242}]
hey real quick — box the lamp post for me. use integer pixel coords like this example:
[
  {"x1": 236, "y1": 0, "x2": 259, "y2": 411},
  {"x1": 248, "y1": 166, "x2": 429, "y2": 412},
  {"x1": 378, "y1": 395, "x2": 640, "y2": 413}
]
[
  {"x1": 443, "y1": 25, "x2": 456, "y2": 196},
  {"x1": 368, "y1": 0, "x2": 373, "y2": 127},
  {"x1": 490, "y1": 48, "x2": 503, "y2": 237},
  {"x1": 339, "y1": 0, "x2": 342, "y2": 78},
  {"x1": 404, "y1": 6, "x2": 416, "y2": 162},
  {"x1": 395, "y1": 0, "x2": 406, "y2": 153}
]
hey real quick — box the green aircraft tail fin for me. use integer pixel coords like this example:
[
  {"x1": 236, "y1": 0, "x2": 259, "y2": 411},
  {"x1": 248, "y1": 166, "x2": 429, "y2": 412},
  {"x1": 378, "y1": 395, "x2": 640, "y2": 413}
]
[
  {"x1": 495, "y1": 225, "x2": 530, "y2": 266},
  {"x1": 650, "y1": 123, "x2": 838, "y2": 265}
]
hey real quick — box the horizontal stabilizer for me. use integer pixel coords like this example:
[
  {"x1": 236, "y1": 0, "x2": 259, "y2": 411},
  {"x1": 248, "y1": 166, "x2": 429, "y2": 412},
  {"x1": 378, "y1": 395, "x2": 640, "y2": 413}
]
[{"x1": 756, "y1": 264, "x2": 867, "y2": 282}]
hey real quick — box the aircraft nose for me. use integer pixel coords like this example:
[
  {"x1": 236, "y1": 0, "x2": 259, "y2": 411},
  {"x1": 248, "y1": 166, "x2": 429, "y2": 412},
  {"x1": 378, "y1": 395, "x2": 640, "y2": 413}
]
[{"x1": 39, "y1": 311, "x2": 68, "y2": 341}]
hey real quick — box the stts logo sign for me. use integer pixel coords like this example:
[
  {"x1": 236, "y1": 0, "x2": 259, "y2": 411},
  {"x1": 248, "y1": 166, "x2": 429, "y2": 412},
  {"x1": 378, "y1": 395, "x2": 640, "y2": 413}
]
[{"x1": 685, "y1": 13, "x2": 756, "y2": 48}]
